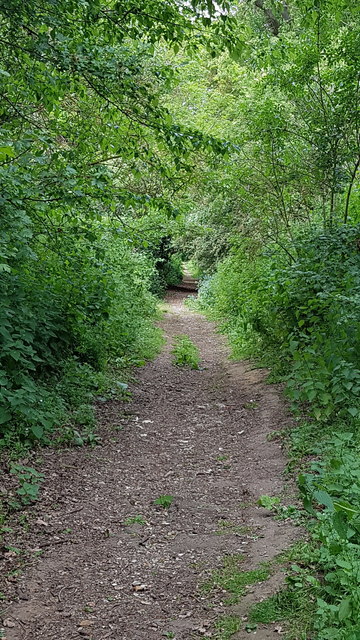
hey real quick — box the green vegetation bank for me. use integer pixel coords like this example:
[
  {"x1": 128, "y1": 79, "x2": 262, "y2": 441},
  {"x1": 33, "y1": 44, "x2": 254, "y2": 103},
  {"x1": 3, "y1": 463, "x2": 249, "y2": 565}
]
[{"x1": 166, "y1": 1, "x2": 360, "y2": 637}]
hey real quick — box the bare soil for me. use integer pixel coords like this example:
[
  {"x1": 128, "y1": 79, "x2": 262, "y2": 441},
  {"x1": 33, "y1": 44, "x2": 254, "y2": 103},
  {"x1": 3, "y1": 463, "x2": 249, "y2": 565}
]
[{"x1": 0, "y1": 288, "x2": 300, "y2": 640}]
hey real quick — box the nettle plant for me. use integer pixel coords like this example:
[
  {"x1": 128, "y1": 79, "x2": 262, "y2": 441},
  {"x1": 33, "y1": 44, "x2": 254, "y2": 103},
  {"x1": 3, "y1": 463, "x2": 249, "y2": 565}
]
[{"x1": 9, "y1": 464, "x2": 44, "y2": 507}]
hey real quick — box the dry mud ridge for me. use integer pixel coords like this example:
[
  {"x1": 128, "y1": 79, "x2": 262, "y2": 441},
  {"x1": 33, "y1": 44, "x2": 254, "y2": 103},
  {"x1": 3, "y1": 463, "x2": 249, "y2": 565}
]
[{"x1": 1, "y1": 288, "x2": 300, "y2": 640}]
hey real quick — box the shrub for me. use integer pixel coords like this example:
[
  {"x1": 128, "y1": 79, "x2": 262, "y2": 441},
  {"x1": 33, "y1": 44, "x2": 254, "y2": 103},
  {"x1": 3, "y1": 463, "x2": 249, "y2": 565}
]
[
  {"x1": 171, "y1": 335, "x2": 200, "y2": 369},
  {"x1": 0, "y1": 216, "x2": 162, "y2": 447}
]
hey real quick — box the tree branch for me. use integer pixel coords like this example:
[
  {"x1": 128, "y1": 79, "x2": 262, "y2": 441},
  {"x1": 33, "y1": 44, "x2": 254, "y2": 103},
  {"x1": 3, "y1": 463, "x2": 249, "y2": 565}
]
[{"x1": 253, "y1": 0, "x2": 291, "y2": 36}]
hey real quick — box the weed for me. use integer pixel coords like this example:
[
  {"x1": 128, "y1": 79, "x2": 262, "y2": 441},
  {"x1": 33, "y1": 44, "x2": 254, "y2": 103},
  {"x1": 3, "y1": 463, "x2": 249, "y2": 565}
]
[
  {"x1": 154, "y1": 495, "x2": 174, "y2": 509},
  {"x1": 171, "y1": 335, "x2": 200, "y2": 369},
  {"x1": 9, "y1": 464, "x2": 44, "y2": 506},
  {"x1": 238, "y1": 500, "x2": 255, "y2": 509},
  {"x1": 277, "y1": 541, "x2": 316, "y2": 564},
  {"x1": 0, "y1": 504, "x2": 6, "y2": 528},
  {"x1": 266, "y1": 429, "x2": 285, "y2": 442},
  {"x1": 257, "y1": 495, "x2": 303, "y2": 522},
  {"x1": 83, "y1": 604, "x2": 94, "y2": 613},
  {"x1": 56, "y1": 424, "x2": 101, "y2": 447},
  {"x1": 0, "y1": 526, "x2": 13, "y2": 535},
  {"x1": 124, "y1": 515, "x2": 146, "y2": 526},
  {"x1": 244, "y1": 401, "x2": 258, "y2": 410},
  {"x1": 5, "y1": 545, "x2": 22, "y2": 555},
  {"x1": 257, "y1": 495, "x2": 281, "y2": 510},
  {"x1": 17, "y1": 513, "x2": 29, "y2": 531},
  {"x1": 113, "y1": 424, "x2": 125, "y2": 432},
  {"x1": 215, "y1": 520, "x2": 252, "y2": 536}
]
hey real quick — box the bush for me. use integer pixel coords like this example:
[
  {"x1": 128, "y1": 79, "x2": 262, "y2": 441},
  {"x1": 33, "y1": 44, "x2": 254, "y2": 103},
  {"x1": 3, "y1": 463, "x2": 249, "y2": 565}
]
[
  {"x1": 200, "y1": 225, "x2": 360, "y2": 421},
  {"x1": 0, "y1": 215, "x2": 162, "y2": 447}
]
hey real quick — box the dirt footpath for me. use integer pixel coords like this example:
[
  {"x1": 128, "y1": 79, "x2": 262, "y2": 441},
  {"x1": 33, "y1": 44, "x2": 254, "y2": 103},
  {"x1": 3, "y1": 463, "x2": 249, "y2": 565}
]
[{"x1": 1, "y1": 290, "x2": 299, "y2": 640}]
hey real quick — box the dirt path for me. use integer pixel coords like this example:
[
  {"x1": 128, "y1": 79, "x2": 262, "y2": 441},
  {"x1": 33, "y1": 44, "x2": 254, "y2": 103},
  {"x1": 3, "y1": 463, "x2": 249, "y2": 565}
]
[{"x1": 1, "y1": 290, "x2": 299, "y2": 640}]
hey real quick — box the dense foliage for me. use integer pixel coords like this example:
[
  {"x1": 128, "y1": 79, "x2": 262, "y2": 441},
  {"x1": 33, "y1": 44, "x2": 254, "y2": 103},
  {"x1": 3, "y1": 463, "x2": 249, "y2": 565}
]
[{"x1": 0, "y1": 0, "x2": 234, "y2": 447}]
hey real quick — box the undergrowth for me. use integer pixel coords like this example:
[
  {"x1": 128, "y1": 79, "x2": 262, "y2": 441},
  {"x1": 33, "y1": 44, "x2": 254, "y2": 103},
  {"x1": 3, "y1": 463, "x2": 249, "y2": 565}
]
[
  {"x1": 0, "y1": 212, "x2": 170, "y2": 456},
  {"x1": 196, "y1": 224, "x2": 360, "y2": 638}
]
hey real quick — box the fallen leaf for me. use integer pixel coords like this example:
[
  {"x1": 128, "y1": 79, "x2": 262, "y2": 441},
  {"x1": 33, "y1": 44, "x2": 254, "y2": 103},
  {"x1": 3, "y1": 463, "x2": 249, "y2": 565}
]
[
  {"x1": 3, "y1": 619, "x2": 16, "y2": 628},
  {"x1": 132, "y1": 582, "x2": 147, "y2": 592},
  {"x1": 79, "y1": 620, "x2": 94, "y2": 627},
  {"x1": 35, "y1": 518, "x2": 49, "y2": 527}
]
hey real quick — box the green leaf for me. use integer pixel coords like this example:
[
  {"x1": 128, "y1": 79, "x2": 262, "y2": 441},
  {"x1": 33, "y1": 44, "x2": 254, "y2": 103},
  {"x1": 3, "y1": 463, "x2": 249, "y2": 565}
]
[
  {"x1": 336, "y1": 559, "x2": 352, "y2": 570},
  {"x1": 0, "y1": 146, "x2": 15, "y2": 160},
  {"x1": 257, "y1": 495, "x2": 280, "y2": 510},
  {"x1": 0, "y1": 408, "x2": 11, "y2": 424},
  {"x1": 332, "y1": 512, "x2": 349, "y2": 539},
  {"x1": 333, "y1": 501, "x2": 358, "y2": 517},
  {"x1": 313, "y1": 490, "x2": 334, "y2": 511},
  {"x1": 302, "y1": 496, "x2": 316, "y2": 515},
  {"x1": 338, "y1": 597, "x2": 351, "y2": 621},
  {"x1": 31, "y1": 425, "x2": 44, "y2": 439}
]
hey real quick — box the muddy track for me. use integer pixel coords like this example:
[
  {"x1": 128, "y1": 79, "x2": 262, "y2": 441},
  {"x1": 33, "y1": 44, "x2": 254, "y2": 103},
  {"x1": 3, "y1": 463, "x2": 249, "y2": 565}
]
[{"x1": 1, "y1": 289, "x2": 299, "y2": 640}]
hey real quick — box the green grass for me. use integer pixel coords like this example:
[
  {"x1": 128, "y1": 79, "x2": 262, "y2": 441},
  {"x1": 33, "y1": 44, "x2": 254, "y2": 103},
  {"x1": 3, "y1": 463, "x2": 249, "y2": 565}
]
[
  {"x1": 248, "y1": 586, "x2": 315, "y2": 639},
  {"x1": 202, "y1": 547, "x2": 316, "y2": 639},
  {"x1": 214, "y1": 615, "x2": 241, "y2": 640},
  {"x1": 244, "y1": 543, "x2": 318, "y2": 638},
  {"x1": 202, "y1": 555, "x2": 271, "y2": 602}
]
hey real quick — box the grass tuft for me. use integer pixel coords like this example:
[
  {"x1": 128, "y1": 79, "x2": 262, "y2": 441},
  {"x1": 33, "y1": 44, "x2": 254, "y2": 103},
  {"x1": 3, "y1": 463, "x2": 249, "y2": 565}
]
[{"x1": 202, "y1": 555, "x2": 271, "y2": 602}]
